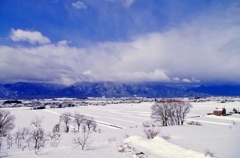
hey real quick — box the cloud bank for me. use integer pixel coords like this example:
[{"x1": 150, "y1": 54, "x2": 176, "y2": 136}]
[{"x1": 1, "y1": 2, "x2": 240, "y2": 85}]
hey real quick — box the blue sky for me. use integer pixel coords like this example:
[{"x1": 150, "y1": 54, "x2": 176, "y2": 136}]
[{"x1": 0, "y1": 0, "x2": 240, "y2": 85}]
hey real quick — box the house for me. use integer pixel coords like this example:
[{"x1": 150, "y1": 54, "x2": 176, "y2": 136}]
[{"x1": 213, "y1": 108, "x2": 226, "y2": 116}]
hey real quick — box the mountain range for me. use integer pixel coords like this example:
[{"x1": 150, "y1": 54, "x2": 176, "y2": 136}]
[{"x1": 0, "y1": 82, "x2": 240, "y2": 99}]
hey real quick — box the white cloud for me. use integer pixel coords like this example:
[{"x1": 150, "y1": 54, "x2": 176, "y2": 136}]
[
  {"x1": 72, "y1": 1, "x2": 87, "y2": 9},
  {"x1": 172, "y1": 77, "x2": 180, "y2": 81},
  {"x1": 10, "y1": 29, "x2": 50, "y2": 45},
  {"x1": 182, "y1": 78, "x2": 191, "y2": 83},
  {"x1": 57, "y1": 40, "x2": 70, "y2": 46},
  {"x1": 191, "y1": 77, "x2": 200, "y2": 83},
  {"x1": 113, "y1": 69, "x2": 170, "y2": 82}
]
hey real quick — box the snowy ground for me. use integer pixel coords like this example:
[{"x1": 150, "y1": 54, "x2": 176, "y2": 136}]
[{"x1": 1, "y1": 101, "x2": 240, "y2": 158}]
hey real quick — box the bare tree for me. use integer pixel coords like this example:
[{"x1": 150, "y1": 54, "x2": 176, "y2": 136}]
[
  {"x1": 151, "y1": 99, "x2": 192, "y2": 126},
  {"x1": 204, "y1": 149, "x2": 215, "y2": 157},
  {"x1": 143, "y1": 128, "x2": 160, "y2": 139},
  {"x1": 7, "y1": 134, "x2": 13, "y2": 149},
  {"x1": 14, "y1": 129, "x2": 22, "y2": 148},
  {"x1": 51, "y1": 123, "x2": 61, "y2": 139},
  {"x1": 0, "y1": 110, "x2": 15, "y2": 136},
  {"x1": 173, "y1": 101, "x2": 182, "y2": 125},
  {"x1": 45, "y1": 124, "x2": 63, "y2": 147},
  {"x1": 31, "y1": 127, "x2": 45, "y2": 155},
  {"x1": 151, "y1": 99, "x2": 171, "y2": 126},
  {"x1": 46, "y1": 124, "x2": 60, "y2": 141},
  {"x1": 73, "y1": 112, "x2": 86, "y2": 132},
  {"x1": 31, "y1": 117, "x2": 42, "y2": 129},
  {"x1": 52, "y1": 123, "x2": 60, "y2": 133},
  {"x1": 59, "y1": 112, "x2": 72, "y2": 133},
  {"x1": 30, "y1": 117, "x2": 46, "y2": 155},
  {"x1": 21, "y1": 127, "x2": 31, "y2": 140},
  {"x1": 85, "y1": 116, "x2": 97, "y2": 131},
  {"x1": 72, "y1": 131, "x2": 92, "y2": 150},
  {"x1": 180, "y1": 102, "x2": 192, "y2": 125}
]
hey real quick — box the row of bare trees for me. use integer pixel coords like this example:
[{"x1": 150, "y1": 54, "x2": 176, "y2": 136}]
[
  {"x1": 59, "y1": 112, "x2": 97, "y2": 150},
  {"x1": 151, "y1": 99, "x2": 192, "y2": 126},
  {"x1": 0, "y1": 109, "x2": 62, "y2": 155},
  {"x1": 0, "y1": 115, "x2": 47, "y2": 155},
  {"x1": 10, "y1": 112, "x2": 96, "y2": 153},
  {"x1": 0, "y1": 109, "x2": 98, "y2": 154},
  {"x1": 59, "y1": 112, "x2": 97, "y2": 133},
  {"x1": 12, "y1": 117, "x2": 47, "y2": 154}
]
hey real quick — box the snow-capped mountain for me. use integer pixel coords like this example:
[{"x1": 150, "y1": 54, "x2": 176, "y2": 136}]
[{"x1": 0, "y1": 81, "x2": 239, "y2": 99}]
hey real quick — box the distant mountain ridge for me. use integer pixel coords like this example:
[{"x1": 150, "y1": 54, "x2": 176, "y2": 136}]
[
  {"x1": 0, "y1": 82, "x2": 240, "y2": 99},
  {"x1": 189, "y1": 85, "x2": 240, "y2": 96}
]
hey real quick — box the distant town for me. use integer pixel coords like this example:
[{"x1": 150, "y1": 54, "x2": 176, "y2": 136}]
[{"x1": 1, "y1": 96, "x2": 240, "y2": 110}]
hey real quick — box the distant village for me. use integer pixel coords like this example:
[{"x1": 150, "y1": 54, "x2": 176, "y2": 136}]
[
  {"x1": 0, "y1": 97, "x2": 156, "y2": 109},
  {"x1": 0, "y1": 96, "x2": 240, "y2": 115}
]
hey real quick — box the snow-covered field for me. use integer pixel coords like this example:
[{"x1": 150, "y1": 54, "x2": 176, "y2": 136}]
[{"x1": 1, "y1": 101, "x2": 240, "y2": 158}]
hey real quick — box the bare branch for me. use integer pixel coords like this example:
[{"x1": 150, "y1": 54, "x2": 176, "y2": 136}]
[
  {"x1": 72, "y1": 131, "x2": 93, "y2": 150},
  {"x1": 0, "y1": 110, "x2": 15, "y2": 136}
]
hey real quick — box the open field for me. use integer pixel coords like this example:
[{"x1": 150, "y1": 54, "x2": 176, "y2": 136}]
[{"x1": 1, "y1": 101, "x2": 240, "y2": 158}]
